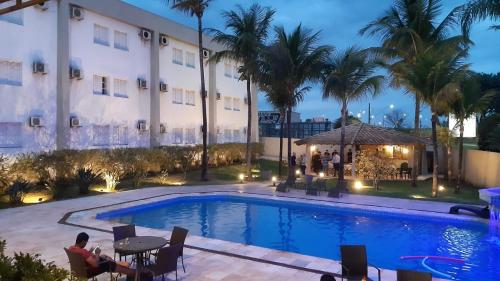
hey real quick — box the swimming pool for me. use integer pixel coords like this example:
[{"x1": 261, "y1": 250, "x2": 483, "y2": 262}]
[{"x1": 96, "y1": 195, "x2": 499, "y2": 281}]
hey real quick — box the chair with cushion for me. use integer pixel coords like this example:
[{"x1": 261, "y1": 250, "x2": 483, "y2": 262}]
[
  {"x1": 146, "y1": 244, "x2": 182, "y2": 281},
  {"x1": 112, "y1": 224, "x2": 136, "y2": 262},
  {"x1": 340, "y1": 245, "x2": 380, "y2": 281},
  {"x1": 64, "y1": 248, "x2": 117, "y2": 281},
  {"x1": 397, "y1": 269, "x2": 432, "y2": 281}
]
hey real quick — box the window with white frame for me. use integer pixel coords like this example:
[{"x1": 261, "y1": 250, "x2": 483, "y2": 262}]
[
  {"x1": 233, "y1": 65, "x2": 239, "y2": 79},
  {"x1": 114, "y1": 30, "x2": 128, "y2": 51},
  {"x1": 112, "y1": 126, "x2": 128, "y2": 145},
  {"x1": 0, "y1": 2, "x2": 23, "y2": 25},
  {"x1": 93, "y1": 24, "x2": 109, "y2": 46},
  {"x1": 224, "y1": 129, "x2": 232, "y2": 142},
  {"x1": 113, "y1": 78, "x2": 127, "y2": 98},
  {"x1": 93, "y1": 75, "x2": 108, "y2": 95},
  {"x1": 233, "y1": 98, "x2": 240, "y2": 111},
  {"x1": 233, "y1": 130, "x2": 240, "y2": 142},
  {"x1": 224, "y1": 97, "x2": 232, "y2": 110},
  {"x1": 172, "y1": 88, "x2": 183, "y2": 104},
  {"x1": 173, "y1": 128, "x2": 183, "y2": 144},
  {"x1": 0, "y1": 60, "x2": 22, "y2": 86},
  {"x1": 224, "y1": 63, "x2": 232, "y2": 77},
  {"x1": 172, "y1": 48, "x2": 183, "y2": 65},
  {"x1": 185, "y1": 90, "x2": 195, "y2": 106},
  {"x1": 92, "y1": 125, "x2": 110, "y2": 146},
  {"x1": 185, "y1": 128, "x2": 196, "y2": 144},
  {"x1": 186, "y1": 52, "x2": 195, "y2": 68},
  {"x1": 0, "y1": 122, "x2": 22, "y2": 148}
]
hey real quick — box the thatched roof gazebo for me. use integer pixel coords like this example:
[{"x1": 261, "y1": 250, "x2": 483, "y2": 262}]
[{"x1": 295, "y1": 123, "x2": 427, "y2": 176}]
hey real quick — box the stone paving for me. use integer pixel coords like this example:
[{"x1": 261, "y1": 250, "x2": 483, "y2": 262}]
[{"x1": 0, "y1": 183, "x2": 479, "y2": 280}]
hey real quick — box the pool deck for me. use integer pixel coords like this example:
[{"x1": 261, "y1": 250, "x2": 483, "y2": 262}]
[{"x1": 0, "y1": 183, "x2": 484, "y2": 281}]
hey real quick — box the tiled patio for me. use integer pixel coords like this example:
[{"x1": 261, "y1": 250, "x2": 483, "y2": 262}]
[{"x1": 0, "y1": 183, "x2": 480, "y2": 280}]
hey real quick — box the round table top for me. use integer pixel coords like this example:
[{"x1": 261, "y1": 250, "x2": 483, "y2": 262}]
[{"x1": 113, "y1": 236, "x2": 167, "y2": 254}]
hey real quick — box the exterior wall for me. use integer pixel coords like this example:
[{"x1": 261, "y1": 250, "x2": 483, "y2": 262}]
[
  {"x1": 260, "y1": 137, "x2": 306, "y2": 161},
  {"x1": 454, "y1": 150, "x2": 500, "y2": 188},
  {"x1": 68, "y1": 9, "x2": 151, "y2": 149},
  {"x1": 0, "y1": 2, "x2": 58, "y2": 154}
]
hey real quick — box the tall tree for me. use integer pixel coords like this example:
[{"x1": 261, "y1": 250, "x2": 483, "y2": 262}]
[
  {"x1": 462, "y1": 0, "x2": 500, "y2": 32},
  {"x1": 322, "y1": 47, "x2": 384, "y2": 193},
  {"x1": 361, "y1": 0, "x2": 464, "y2": 187},
  {"x1": 165, "y1": 0, "x2": 212, "y2": 181},
  {"x1": 392, "y1": 40, "x2": 469, "y2": 197},
  {"x1": 450, "y1": 74, "x2": 495, "y2": 192},
  {"x1": 208, "y1": 4, "x2": 275, "y2": 178}
]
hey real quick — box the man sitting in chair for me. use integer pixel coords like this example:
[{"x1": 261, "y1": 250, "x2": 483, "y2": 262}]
[{"x1": 68, "y1": 232, "x2": 138, "y2": 280}]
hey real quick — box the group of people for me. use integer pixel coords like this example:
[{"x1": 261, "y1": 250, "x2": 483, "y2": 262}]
[{"x1": 311, "y1": 149, "x2": 341, "y2": 176}]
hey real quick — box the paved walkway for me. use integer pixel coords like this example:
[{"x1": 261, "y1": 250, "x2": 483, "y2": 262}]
[{"x1": 0, "y1": 183, "x2": 478, "y2": 280}]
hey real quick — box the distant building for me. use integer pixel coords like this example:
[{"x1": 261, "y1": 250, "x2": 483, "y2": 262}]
[{"x1": 258, "y1": 111, "x2": 301, "y2": 124}]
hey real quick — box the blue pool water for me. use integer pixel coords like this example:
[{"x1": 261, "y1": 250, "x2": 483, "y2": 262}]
[{"x1": 97, "y1": 195, "x2": 500, "y2": 281}]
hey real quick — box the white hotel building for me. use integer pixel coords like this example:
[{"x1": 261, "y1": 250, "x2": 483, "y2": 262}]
[{"x1": 0, "y1": 0, "x2": 258, "y2": 155}]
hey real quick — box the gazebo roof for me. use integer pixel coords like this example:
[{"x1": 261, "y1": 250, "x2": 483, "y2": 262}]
[{"x1": 295, "y1": 123, "x2": 426, "y2": 146}]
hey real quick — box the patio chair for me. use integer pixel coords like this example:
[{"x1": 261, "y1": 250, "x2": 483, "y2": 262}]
[
  {"x1": 151, "y1": 226, "x2": 189, "y2": 273},
  {"x1": 320, "y1": 274, "x2": 337, "y2": 281},
  {"x1": 276, "y1": 182, "x2": 288, "y2": 192},
  {"x1": 340, "y1": 245, "x2": 380, "y2": 281},
  {"x1": 305, "y1": 175, "x2": 318, "y2": 195},
  {"x1": 112, "y1": 224, "x2": 136, "y2": 262},
  {"x1": 396, "y1": 269, "x2": 432, "y2": 281},
  {"x1": 399, "y1": 163, "x2": 409, "y2": 179},
  {"x1": 146, "y1": 244, "x2": 182, "y2": 281},
  {"x1": 64, "y1": 248, "x2": 117, "y2": 281}
]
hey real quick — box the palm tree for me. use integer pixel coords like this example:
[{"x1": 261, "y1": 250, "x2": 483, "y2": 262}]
[
  {"x1": 450, "y1": 74, "x2": 495, "y2": 192},
  {"x1": 268, "y1": 25, "x2": 332, "y2": 185},
  {"x1": 165, "y1": 0, "x2": 212, "y2": 181},
  {"x1": 462, "y1": 0, "x2": 500, "y2": 32},
  {"x1": 208, "y1": 4, "x2": 275, "y2": 178},
  {"x1": 360, "y1": 0, "x2": 465, "y2": 187},
  {"x1": 322, "y1": 47, "x2": 384, "y2": 192},
  {"x1": 391, "y1": 40, "x2": 469, "y2": 197}
]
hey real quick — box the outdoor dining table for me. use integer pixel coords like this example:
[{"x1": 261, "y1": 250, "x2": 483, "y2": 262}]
[{"x1": 114, "y1": 236, "x2": 168, "y2": 281}]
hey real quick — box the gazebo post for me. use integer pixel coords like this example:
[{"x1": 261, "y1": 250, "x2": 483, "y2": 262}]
[
  {"x1": 352, "y1": 145, "x2": 357, "y2": 178},
  {"x1": 305, "y1": 144, "x2": 312, "y2": 175}
]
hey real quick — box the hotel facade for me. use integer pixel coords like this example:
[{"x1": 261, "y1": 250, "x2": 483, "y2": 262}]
[{"x1": 0, "y1": 0, "x2": 258, "y2": 155}]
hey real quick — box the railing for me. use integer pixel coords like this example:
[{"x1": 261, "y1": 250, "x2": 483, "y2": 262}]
[{"x1": 259, "y1": 122, "x2": 333, "y2": 139}]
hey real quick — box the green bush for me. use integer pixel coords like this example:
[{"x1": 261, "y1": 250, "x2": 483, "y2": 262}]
[
  {"x1": 0, "y1": 155, "x2": 11, "y2": 192},
  {"x1": 75, "y1": 168, "x2": 100, "y2": 195},
  {"x1": 0, "y1": 238, "x2": 69, "y2": 281},
  {"x1": 5, "y1": 180, "x2": 30, "y2": 205}
]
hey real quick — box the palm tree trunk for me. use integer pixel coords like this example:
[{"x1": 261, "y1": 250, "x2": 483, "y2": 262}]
[
  {"x1": 278, "y1": 111, "x2": 284, "y2": 178},
  {"x1": 431, "y1": 112, "x2": 439, "y2": 197},
  {"x1": 456, "y1": 120, "x2": 464, "y2": 193},
  {"x1": 338, "y1": 100, "x2": 347, "y2": 183},
  {"x1": 447, "y1": 142, "x2": 452, "y2": 185},
  {"x1": 245, "y1": 79, "x2": 252, "y2": 178},
  {"x1": 285, "y1": 106, "x2": 293, "y2": 185},
  {"x1": 411, "y1": 95, "x2": 420, "y2": 187},
  {"x1": 197, "y1": 16, "x2": 208, "y2": 181}
]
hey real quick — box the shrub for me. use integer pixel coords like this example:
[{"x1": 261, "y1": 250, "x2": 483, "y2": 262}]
[
  {"x1": 0, "y1": 155, "x2": 11, "y2": 192},
  {"x1": 75, "y1": 168, "x2": 100, "y2": 195},
  {"x1": 5, "y1": 180, "x2": 30, "y2": 205}
]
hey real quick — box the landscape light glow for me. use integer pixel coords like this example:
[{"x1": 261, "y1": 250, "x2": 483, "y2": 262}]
[
  {"x1": 239, "y1": 173, "x2": 245, "y2": 182},
  {"x1": 272, "y1": 176, "x2": 277, "y2": 186},
  {"x1": 354, "y1": 180, "x2": 363, "y2": 190},
  {"x1": 319, "y1": 172, "x2": 325, "y2": 178},
  {"x1": 296, "y1": 169, "x2": 301, "y2": 176},
  {"x1": 438, "y1": 185, "x2": 446, "y2": 192}
]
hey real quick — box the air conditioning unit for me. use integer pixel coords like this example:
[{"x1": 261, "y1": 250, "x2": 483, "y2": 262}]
[
  {"x1": 159, "y1": 34, "x2": 169, "y2": 46},
  {"x1": 29, "y1": 116, "x2": 43, "y2": 127},
  {"x1": 69, "y1": 67, "x2": 83, "y2": 79},
  {"x1": 137, "y1": 78, "x2": 148, "y2": 89},
  {"x1": 137, "y1": 120, "x2": 147, "y2": 131},
  {"x1": 70, "y1": 5, "x2": 83, "y2": 20},
  {"x1": 202, "y1": 49, "x2": 209, "y2": 59},
  {"x1": 244, "y1": 97, "x2": 248, "y2": 104},
  {"x1": 35, "y1": 1, "x2": 49, "y2": 11},
  {"x1": 70, "y1": 116, "x2": 80, "y2": 127},
  {"x1": 159, "y1": 123, "x2": 167, "y2": 134},
  {"x1": 216, "y1": 92, "x2": 221, "y2": 100},
  {"x1": 32, "y1": 62, "x2": 47, "y2": 74},
  {"x1": 139, "y1": 29, "x2": 151, "y2": 41},
  {"x1": 159, "y1": 82, "x2": 168, "y2": 92}
]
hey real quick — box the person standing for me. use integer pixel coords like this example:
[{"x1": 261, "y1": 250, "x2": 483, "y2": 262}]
[
  {"x1": 322, "y1": 150, "x2": 331, "y2": 175},
  {"x1": 291, "y1": 152, "x2": 297, "y2": 169},
  {"x1": 299, "y1": 154, "x2": 306, "y2": 175},
  {"x1": 332, "y1": 151, "x2": 340, "y2": 177}
]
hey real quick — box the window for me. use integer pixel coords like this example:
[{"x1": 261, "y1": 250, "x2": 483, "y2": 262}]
[
  {"x1": 224, "y1": 129, "x2": 232, "y2": 142},
  {"x1": 93, "y1": 75, "x2": 108, "y2": 95},
  {"x1": 224, "y1": 97, "x2": 232, "y2": 110},
  {"x1": 114, "y1": 30, "x2": 128, "y2": 51},
  {"x1": 0, "y1": 122, "x2": 22, "y2": 148},
  {"x1": 172, "y1": 88, "x2": 183, "y2": 104},
  {"x1": 112, "y1": 126, "x2": 128, "y2": 145},
  {"x1": 185, "y1": 128, "x2": 196, "y2": 144},
  {"x1": 233, "y1": 130, "x2": 240, "y2": 142},
  {"x1": 0, "y1": 61, "x2": 22, "y2": 86},
  {"x1": 0, "y1": 2, "x2": 23, "y2": 25},
  {"x1": 224, "y1": 63, "x2": 232, "y2": 77},
  {"x1": 113, "y1": 78, "x2": 127, "y2": 98},
  {"x1": 173, "y1": 128, "x2": 183, "y2": 144},
  {"x1": 172, "y1": 48, "x2": 183, "y2": 65},
  {"x1": 233, "y1": 98, "x2": 240, "y2": 111},
  {"x1": 93, "y1": 24, "x2": 109, "y2": 46},
  {"x1": 92, "y1": 125, "x2": 110, "y2": 146},
  {"x1": 186, "y1": 52, "x2": 195, "y2": 68},
  {"x1": 233, "y1": 65, "x2": 239, "y2": 79},
  {"x1": 185, "y1": 90, "x2": 195, "y2": 106}
]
